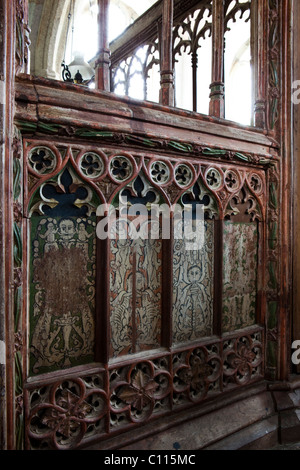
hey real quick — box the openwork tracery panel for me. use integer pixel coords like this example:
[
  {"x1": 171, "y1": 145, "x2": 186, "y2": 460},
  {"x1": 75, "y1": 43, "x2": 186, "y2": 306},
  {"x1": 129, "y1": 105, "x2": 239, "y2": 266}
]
[
  {"x1": 23, "y1": 137, "x2": 267, "y2": 449},
  {"x1": 173, "y1": 1, "x2": 213, "y2": 112},
  {"x1": 25, "y1": 328, "x2": 263, "y2": 450},
  {"x1": 111, "y1": 40, "x2": 160, "y2": 102}
]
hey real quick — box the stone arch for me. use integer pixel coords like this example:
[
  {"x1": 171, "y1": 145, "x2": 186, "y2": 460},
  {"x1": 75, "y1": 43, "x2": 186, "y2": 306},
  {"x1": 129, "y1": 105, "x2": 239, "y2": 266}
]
[{"x1": 31, "y1": 0, "x2": 71, "y2": 79}]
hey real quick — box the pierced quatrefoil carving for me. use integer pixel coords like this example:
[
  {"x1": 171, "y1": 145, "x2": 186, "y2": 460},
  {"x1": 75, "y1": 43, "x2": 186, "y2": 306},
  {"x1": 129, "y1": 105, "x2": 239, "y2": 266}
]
[
  {"x1": 224, "y1": 169, "x2": 240, "y2": 191},
  {"x1": 175, "y1": 164, "x2": 194, "y2": 188},
  {"x1": 150, "y1": 161, "x2": 170, "y2": 185},
  {"x1": 110, "y1": 155, "x2": 133, "y2": 182},
  {"x1": 205, "y1": 168, "x2": 223, "y2": 190},
  {"x1": 249, "y1": 173, "x2": 263, "y2": 194},
  {"x1": 80, "y1": 152, "x2": 104, "y2": 179},
  {"x1": 28, "y1": 147, "x2": 57, "y2": 175}
]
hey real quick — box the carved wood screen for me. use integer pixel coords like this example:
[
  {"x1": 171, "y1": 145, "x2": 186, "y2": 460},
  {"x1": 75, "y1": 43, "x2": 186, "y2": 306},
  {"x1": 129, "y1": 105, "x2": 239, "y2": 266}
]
[
  {"x1": 18, "y1": 135, "x2": 267, "y2": 450},
  {"x1": 9, "y1": 0, "x2": 289, "y2": 452}
]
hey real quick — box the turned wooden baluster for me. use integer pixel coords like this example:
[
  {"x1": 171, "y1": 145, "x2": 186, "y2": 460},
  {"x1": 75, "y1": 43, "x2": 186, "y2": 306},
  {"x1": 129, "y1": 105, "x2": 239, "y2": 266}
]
[
  {"x1": 252, "y1": 0, "x2": 266, "y2": 128},
  {"x1": 209, "y1": 0, "x2": 225, "y2": 118},
  {"x1": 95, "y1": 0, "x2": 111, "y2": 91},
  {"x1": 160, "y1": 0, "x2": 175, "y2": 107}
]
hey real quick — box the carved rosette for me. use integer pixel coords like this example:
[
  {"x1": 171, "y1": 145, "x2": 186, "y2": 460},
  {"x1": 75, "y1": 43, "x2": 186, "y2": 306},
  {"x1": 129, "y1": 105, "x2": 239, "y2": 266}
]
[
  {"x1": 110, "y1": 362, "x2": 171, "y2": 426},
  {"x1": 223, "y1": 332, "x2": 263, "y2": 386},
  {"x1": 27, "y1": 377, "x2": 107, "y2": 450},
  {"x1": 173, "y1": 345, "x2": 221, "y2": 406}
]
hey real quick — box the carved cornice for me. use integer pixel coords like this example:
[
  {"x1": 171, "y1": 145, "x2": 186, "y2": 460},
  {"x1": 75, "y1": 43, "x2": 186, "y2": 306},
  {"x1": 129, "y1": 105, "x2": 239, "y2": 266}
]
[{"x1": 15, "y1": 119, "x2": 274, "y2": 169}]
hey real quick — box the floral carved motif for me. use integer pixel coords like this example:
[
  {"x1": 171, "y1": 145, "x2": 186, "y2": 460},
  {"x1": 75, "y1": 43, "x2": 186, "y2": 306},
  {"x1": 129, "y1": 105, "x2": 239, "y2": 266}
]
[
  {"x1": 118, "y1": 370, "x2": 158, "y2": 411},
  {"x1": 28, "y1": 378, "x2": 107, "y2": 450}
]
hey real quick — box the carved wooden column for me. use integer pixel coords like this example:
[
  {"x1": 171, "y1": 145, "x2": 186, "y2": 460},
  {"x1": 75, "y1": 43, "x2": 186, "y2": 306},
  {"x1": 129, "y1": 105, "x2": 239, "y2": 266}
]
[
  {"x1": 0, "y1": 0, "x2": 19, "y2": 450},
  {"x1": 162, "y1": 216, "x2": 173, "y2": 348},
  {"x1": 191, "y1": 52, "x2": 198, "y2": 112},
  {"x1": 252, "y1": 0, "x2": 266, "y2": 128},
  {"x1": 95, "y1": 0, "x2": 111, "y2": 91},
  {"x1": 159, "y1": 0, "x2": 175, "y2": 107},
  {"x1": 279, "y1": 0, "x2": 292, "y2": 380},
  {"x1": 293, "y1": 0, "x2": 300, "y2": 375},
  {"x1": 96, "y1": 229, "x2": 111, "y2": 364},
  {"x1": 209, "y1": 0, "x2": 225, "y2": 118}
]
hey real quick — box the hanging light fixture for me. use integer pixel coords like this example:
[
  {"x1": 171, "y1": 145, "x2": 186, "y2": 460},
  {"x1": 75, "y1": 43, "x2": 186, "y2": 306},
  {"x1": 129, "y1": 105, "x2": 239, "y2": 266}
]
[{"x1": 61, "y1": 0, "x2": 95, "y2": 85}]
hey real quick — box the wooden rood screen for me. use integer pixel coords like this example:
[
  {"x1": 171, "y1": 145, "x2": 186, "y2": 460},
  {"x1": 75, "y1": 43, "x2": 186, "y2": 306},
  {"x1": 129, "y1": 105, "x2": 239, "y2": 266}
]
[{"x1": 12, "y1": 0, "x2": 286, "y2": 450}]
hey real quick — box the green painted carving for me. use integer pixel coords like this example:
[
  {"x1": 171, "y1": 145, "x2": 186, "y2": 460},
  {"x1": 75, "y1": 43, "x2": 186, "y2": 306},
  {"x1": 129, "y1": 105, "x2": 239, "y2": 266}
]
[
  {"x1": 268, "y1": 221, "x2": 278, "y2": 250},
  {"x1": 13, "y1": 158, "x2": 21, "y2": 201},
  {"x1": 36, "y1": 122, "x2": 63, "y2": 135},
  {"x1": 13, "y1": 222, "x2": 22, "y2": 268},
  {"x1": 270, "y1": 96, "x2": 279, "y2": 130},
  {"x1": 202, "y1": 147, "x2": 227, "y2": 157},
  {"x1": 167, "y1": 141, "x2": 193, "y2": 152},
  {"x1": 15, "y1": 120, "x2": 37, "y2": 132},
  {"x1": 267, "y1": 341, "x2": 277, "y2": 370},
  {"x1": 124, "y1": 134, "x2": 158, "y2": 147},
  {"x1": 269, "y1": 182, "x2": 278, "y2": 210},
  {"x1": 267, "y1": 301, "x2": 278, "y2": 329},
  {"x1": 234, "y1": 152, "x2": 249, "y2": 162},
  {"x1": 75, "y1": 128, "x2": 115, "y2": 139},
  {"x1": 268, "y1": 261, "x2": 277, "y2": 290},
  {"x1": 15, "y1": 120, "x2": 265, "y2": 167},
  {"x1": 14, "y1": 286, "x2": 22, "y2": 333}
]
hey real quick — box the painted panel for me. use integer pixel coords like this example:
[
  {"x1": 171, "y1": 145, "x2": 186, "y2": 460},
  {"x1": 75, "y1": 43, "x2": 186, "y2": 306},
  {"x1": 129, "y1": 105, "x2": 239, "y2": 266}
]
[
  {"x1": 172, "y1": 220, "x2": 214, "y2": 343},
  {"x1": 222, "y1": 221, "x2": 257, "y2": 332},
  {"x1": 110, "y1": 221, "x2": 162, "y2": 357},
  {"x1": 29, "y1": 216, "x2": 96, "y2": 374}
]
